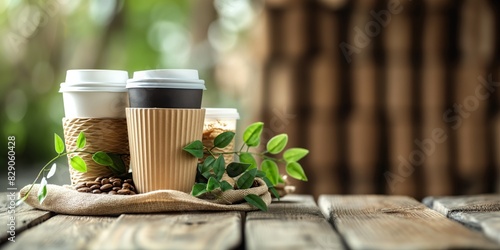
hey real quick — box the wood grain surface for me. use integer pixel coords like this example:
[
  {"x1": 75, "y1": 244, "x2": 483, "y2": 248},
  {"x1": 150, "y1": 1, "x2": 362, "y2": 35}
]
[
  {"x1": 2, "y1": 215, "x2": 115, "y2": 250},
  {"x1": 425, "y1": 195, "x2": 500, "y2": 244},
  {"x1": 91, "y1": 212, "x2": 242, "y2": 250},
  {"x1": 246, "y1": 195, "x2": 344, "y2": 250},
  {"x1": 319, "y1": 195, "x2": 498, "y2": 249},
  {"x1": 0, "y1": 193, "x2": 53, "y2": 244}
]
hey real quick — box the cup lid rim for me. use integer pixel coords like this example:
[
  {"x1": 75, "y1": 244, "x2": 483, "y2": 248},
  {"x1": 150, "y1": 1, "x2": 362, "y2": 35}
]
[
  {"x1": 204, "y1": 108, "x2": 240, "y2": 119},
  {"x1": 126, "y1": 81, "x2": 206, "y2": 90}
]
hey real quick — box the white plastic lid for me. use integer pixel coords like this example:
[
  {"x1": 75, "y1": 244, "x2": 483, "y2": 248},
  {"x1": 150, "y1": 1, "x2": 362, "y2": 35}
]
[
  {"x1": 60, "y1": 69, "x2": 128, "y2": 92},
  {"x1": 127, "y1": 69, "x2": 206, "y2": 90},
  {"x1": 204, "y1": 108, "x2": 240, "y2": 119},
  {"x1": 65, "y1": 69, "x2": 128, "y2": 84}
]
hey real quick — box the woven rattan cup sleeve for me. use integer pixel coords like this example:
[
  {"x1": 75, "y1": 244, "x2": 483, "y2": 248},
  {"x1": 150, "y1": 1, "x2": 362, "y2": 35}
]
[{"x1": 63, "y1": 118, "x2": 130, "y2": 185}]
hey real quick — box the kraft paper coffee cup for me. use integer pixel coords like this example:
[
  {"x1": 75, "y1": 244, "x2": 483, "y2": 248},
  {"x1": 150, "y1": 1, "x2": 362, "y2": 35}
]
[
  {"x1": 126, "y1": 69, "x2": 206, "y2": 108},
  {"x1": 59, "y1": 70, "x2": 129, "y2": 118},
  {"x1": 126, "y1": 108, "x2": 205, "y2": 193}
]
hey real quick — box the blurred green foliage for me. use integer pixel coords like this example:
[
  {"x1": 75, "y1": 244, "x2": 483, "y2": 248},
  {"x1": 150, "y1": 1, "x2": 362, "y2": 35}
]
[{"x1": 0, "y1": 0, "x2": 226, "y2": 165}]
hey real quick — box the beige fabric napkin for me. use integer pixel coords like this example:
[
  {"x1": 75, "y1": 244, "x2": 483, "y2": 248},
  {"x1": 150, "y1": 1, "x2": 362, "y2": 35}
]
[{"x1": 19, "y1": 179, "x2": 271, "y2": 215}]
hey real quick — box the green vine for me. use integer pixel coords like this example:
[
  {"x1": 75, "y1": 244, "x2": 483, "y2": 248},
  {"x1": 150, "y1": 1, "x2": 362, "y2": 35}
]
[{"x1": 183, "y1": 122, "x2": 309, "y2": 211}]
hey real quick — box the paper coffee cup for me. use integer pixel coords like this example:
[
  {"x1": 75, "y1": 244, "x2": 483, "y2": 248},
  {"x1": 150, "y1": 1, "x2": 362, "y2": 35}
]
[
  {"x1": 127, "y1": 69, "x2": 206, "y2": 108},
  {"x1": 126, "y1": 108, "x2": 205, "y2": 193},
  {"x1": 60, "y1": 70, "x2": 129, "y2": 118},
  {"x1": 203, "y1": 108, "x2": 240, "y2": 164}
]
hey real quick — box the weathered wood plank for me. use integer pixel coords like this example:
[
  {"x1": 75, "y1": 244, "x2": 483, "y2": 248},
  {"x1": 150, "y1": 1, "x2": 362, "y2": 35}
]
[
  {"x1": 0, "y1": 193, "x2": 53, "y2": 244},
  {"x1": 246, "y1": 195, "x2": 344, "y2": 250},
  {"x1": 2, "y1": 215, "x2": 116, "y2": 250},
  {"x1": 426, "y1": 194, "x2": 500, "y2": 244},
  {"x1": 91, "y1": 212, "x2": 241, "y2": 250},
  {"x1": 428, "y1": 194, "x2": 500, "y2": 215},
  {"x1": 319, "y1": 195, "x2": 497, "y2": 249}
]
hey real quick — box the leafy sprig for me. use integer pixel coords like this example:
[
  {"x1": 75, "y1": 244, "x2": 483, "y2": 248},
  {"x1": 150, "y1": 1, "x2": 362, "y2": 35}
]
[
  {"x1": 19, "y1": 132, "x2": 127, "y2": 205},
  {"x1": 183, "y1": 122, "x2": 309, "y2": 211}
]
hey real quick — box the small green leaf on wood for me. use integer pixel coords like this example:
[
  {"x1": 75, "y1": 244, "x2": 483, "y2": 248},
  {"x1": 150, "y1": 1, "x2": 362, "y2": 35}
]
[
  {"x1": 239, "y1": 152, "x2": 257, "y2": 169},
  {"x1": 46, "y1": 163, "x2": 57, "y2": 179},
  {"x1": 286, "y1": 162, "x2": 308, "y2": 181},
  {"x1": 243, "y1": 122, "x2": 264, "y2": 147},
  {"x1": 192, "y1": 183, "x2": 208, "y2": 196},
  {"x1": 183, "y1": 140, "x2": 204, "y2": 158},
  {"x1": 92, "y1": 151, "x2": 114, "y2": 166},
  {"x1": 237, "y1": 168, "x2": 257, "y2": 189},
  {"x1": 266, "y1": 134, "x2": 288, "y2": 154},
  {"x1": 283, "y1": 148, "x2": 309, "y2": 163},
  {"x1": 244, "y1": 194, "x2": 268, "y2": 211},
  {"x1": 54, "y1": 133, "x2": 65, "y2": 154},
  {"x1": 220, "y1": 181, "x2": 233, "y2": 191},
  {"x1": 213, "y1": 156, "x2": 225, "y2": 181},
  {"x1": 70, "y1": 156, "x2": 87, "y2": 173},
  {"x1": 214, "y1": 131, "x2": 235, "y2": 148},
  {"x1": 37, "y1": 177, "x2": 48, "y2": 204},
  {"x1": 207, "y1": 177, "x2": 221, "y2": 191},
  {"x1": 76, "y1": 131, "x2": 86, "y2": 149},
  {"x1": 226, "y1": 162, "x2": 250, "y2": 177}
]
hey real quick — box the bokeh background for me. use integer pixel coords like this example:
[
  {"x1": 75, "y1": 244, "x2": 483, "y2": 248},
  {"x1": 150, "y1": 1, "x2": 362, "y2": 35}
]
[{"x1": 1, "y1": 0, "x2": 499, "y2": 200}]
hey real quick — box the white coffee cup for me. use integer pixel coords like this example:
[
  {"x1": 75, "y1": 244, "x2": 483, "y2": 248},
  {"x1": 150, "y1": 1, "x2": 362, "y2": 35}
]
[{"x1": 60, "y1": 70, "x2": 129, "y2": 118}]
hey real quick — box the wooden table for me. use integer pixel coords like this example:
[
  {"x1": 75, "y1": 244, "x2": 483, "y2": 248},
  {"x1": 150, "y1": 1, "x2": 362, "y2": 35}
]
[{"x1": 1, "y1": 193, "x2": 499, "y2": 249}]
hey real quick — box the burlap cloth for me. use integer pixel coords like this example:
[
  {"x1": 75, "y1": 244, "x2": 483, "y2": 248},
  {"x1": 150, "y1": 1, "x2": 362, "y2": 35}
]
[{"x1": 19, "y1": 179, "x2": 271, "y2": 215}]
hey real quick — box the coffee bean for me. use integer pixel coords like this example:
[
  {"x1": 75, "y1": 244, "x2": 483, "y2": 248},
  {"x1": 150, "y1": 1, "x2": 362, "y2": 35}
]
[
  {"x1": 123, "y1": 183, "x2": 131, "y2": 189},
  {"x1": 100, "y1": 184, "x2": 113, "y2": 191},
  {"x1": 101, "y1": 178, "x2": 110, "y2": 185},
  {"x1": 129, "y1": 191, "x2": 136, "y2": 195},
  {"x1": 117, "y1": 189, "x2": 131, "y2": 195},
  {"x1": 95, "y1": 176, "x2": 104, "y2": 182},
  {"x1": 92, "y1": 189, "x2": 102, "y2": 194},
  {"x1": 129, "y1": 185, "x2": 135, "y2": 191},
  {"x1": 112, "y1": 181, "x2": 121, "y2": 187},
  {"x1": 109, "y1": 191, "x2": 117, "y2": 195},
  {"x1": 77, "y1": 187, "x2": 91, "y2": 193},
  {"x1": 112, "y1": 187, "x2": 121, "y2": 191},
  {"x1": 75, "y1": 183, "x2": 87, "y2": 189},
  {"x1": 90, "y1": 184, "x2": 100, "y2": 190},
  {"x1": 86, "y1": 181, "x2": 100, "y2": 187},
  {"x1": 124, "y1": 179, "x2": 134, "y2": 184}
]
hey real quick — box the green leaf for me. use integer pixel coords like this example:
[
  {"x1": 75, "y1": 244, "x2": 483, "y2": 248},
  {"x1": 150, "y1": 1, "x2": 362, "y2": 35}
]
[
  {"x1": 277, "y1": 175, "x2": 285, "y2": 184},
  {"x1": 37, "y1": 177, "x2": 48, "y2": 204},
  {"x1": 286, "y1": 162, "x2": 308, "y2": 181},
  {"x1": 207, "y1": 177, "x2": 221, "y2": 191},
  {"x1": 266, "y1": 134, "x2": 288, "y2": 154},
  {"x1": 183, "y1": 140, "x2": 204, "y2": 158},
  {"x1": 76, "y1": 131, "x2": 86, "y2": 149},
  {"x1": 261, "y1": 176, "x2": 280, "y2": 200},
  {"x1": 220, "y1": 181, "x2": 233, "y2": 191},
  {"x1": 203, "y1": 155, "x2": 216, "y2": 169},
  {"x1": 256, "y1": 170, "x2": 266, "y2": 178},
  {"x1": 70, "y1": 156, "x2": 87, "y2": 173},
  {"x1": 269, "y1": 186, "x2": 280, "y2": 200},
  {"x1": 92, "y1": 152, "x2": 114, "y2": 166},
  {"x1": 283, "y1": 148, "x2": 309, "y2": 163},
  {"x1": 198, "y1": 156, "x2": 215, "y2": 179},
  {"x1": 237, "y1": 168, "x2": 257, "y2": 189},
  {"x1": 54, "y1": 133, "x2": 64, "y2": 154},
  {"x1": 239, "y1": 152, "x2": 257, "y2": 169},
  {"x1": 244, "y1": 194, "x2": 268, "y2": 211},
  {"x1": 243, "y1": 122, "x2": 264, "y2": 147},
  {"x1": 192, "y1": 183, "x2": 208, "y2": 196},
  {"x1": 226, "y1": 162, "x2": 251, "y2": 177},
  {"x1": 108, "y1": 153, "x2": 128, "y2": 175},
  {"x1": 214, "y1": 131, "x2": 235, "y2": 148},
  {"x1": 261, "y1": 160, "x2": 280, "y2": 185},
  {"x1": 46, "y1": 163, "x2": 57, "y2": 179},
  {"x1": 213, "y1": 156, "x2": 225, "y2": 181}
]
